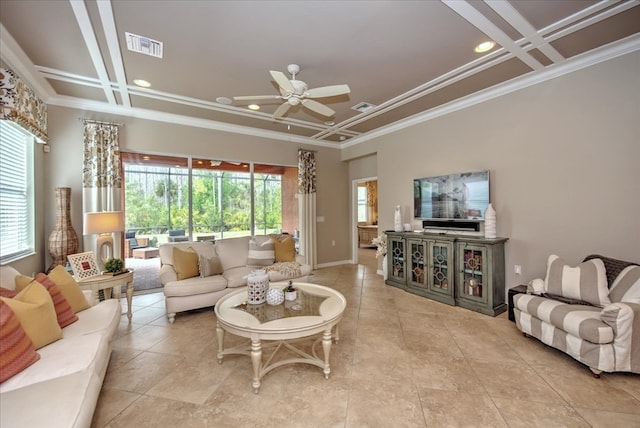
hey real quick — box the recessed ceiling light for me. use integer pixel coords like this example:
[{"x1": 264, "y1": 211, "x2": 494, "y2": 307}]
[
  {"x1": 133, "y1": 79, "x2": 151, "y2": 88},
  {"x1": 474, "y1": 41, "x2": 495, "y2": 53},
  {"x1": 142, "y1": 155, "x2": 150, "y2": 160},
  {"x1": 324, "y1": 121, "x2": 335, "y2": 126},
  {"x1": 248, "y1": 104, "x2": 260, "y2": 111},
  {"x1": 216, "y1": 97, "x2": 232, "y2": 105}
]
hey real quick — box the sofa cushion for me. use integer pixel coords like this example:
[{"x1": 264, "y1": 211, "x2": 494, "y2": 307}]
[
  {"x1": 544, "y1": 255, "x2": 610, "y2": 308},
  {"x1": 216, "y1": 236, "x2": 251, "y2": 270},
  {"x1": 62, "y1": 299, "x2": 121, "y2": 340},
  {"x1": 164, "y1": 275, "x2": 228, "y2": 297},
  {"x1": 199, "y1": 253, "x2": 223, "y2": 277},
  {"x1": 0, "y1": 282, "x2": 62, "y2": 349},
  {"x1": 173, "y1": 246, "x2": 200, "y2": 280},
  {"x1": 609, "y1": 266, "x2": 640, "y2": 304},
  {"x1": 271, "y1": 235, "x2": 296, "y2": 262},
  {"x1": 0, "y1": 300, "x2": 40, "y2": 383},
  {"x1": 514, "y1": 293, "x2": 614, "y2": 344},
  {"x1": 47, "y1": 265, "x2": 90, "y2": 313},
  {"x1": 15, "y1": 274, "x2": 78, "y2": 328},
  {"x1": 223, "y1": 266, "x2": 251, "y2": 288},
  {"x1": 247, "y1": 237, "x2": 275, "y2": 267}
]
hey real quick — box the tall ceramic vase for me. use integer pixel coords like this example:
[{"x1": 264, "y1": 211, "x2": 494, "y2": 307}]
[
  {"x1": 484, "y1": 203, "x2": 497, "y2": 239},
  {"x1": 48, "y1": 187, "x2": 79, "y2": 272},
  {"x1": 394, "y1": 205, "x2": 403, "y2": 232}
]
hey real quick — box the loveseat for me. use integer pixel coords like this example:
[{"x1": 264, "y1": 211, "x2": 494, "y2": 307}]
[
  {"x1": 513, "y1": 254, "x2": 640, "y2": 376},
  {"x1": 160, "y1": 235, "x2": 312, "y2": 323},
  {"x1": 0, "y1": 265, "x2": 121, "y2": 427}
]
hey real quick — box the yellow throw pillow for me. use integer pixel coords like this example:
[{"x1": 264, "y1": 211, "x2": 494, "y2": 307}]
[
  {"x1": 273, "y1": 236, "x2": 296, "y2": 262},
  {"x1": 0, "y1": 282, "x2": 62, "y2": 349},
  {"x1": 47, "y1": 265, "x2": 90, "y2": 313},
  {"x1": 173, "y1": 246, "x2": 199, "y2": 280}
]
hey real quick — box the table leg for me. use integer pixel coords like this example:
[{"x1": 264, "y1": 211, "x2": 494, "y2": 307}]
[
  {"x1": 322, "y1": 329, "x2": 332, "y2": 379},
  {"x1": 216, "y1": 323, "x2": 224, "y2": 364},
  {"x1": 126, "y1": 281, "x2": 133, "y2": 322},
  {"x1": 251, "y1": 338, "x2": 262, "y2": 394}
]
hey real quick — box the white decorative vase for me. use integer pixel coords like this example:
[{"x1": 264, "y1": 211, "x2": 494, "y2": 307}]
[
  {"x1": 266, "y1": 288, "x2": 284, "y2": 305},
  {"x1": 284, "y1": 290, "x2": 297, "y2": 301},
  {"x1": 394, "y1": 205, "x2": 403, "y2": 232},
  {"x1": 484, "y1": 203, "x2": 497, "y2": 239},
  {"x1": 382, "y1": 255, "x2": 388, "y2": 280}
]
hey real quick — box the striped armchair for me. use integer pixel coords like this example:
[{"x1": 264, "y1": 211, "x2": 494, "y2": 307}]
[{"x1": 513, "y1": 254, "x2": 639, "y2": 377}]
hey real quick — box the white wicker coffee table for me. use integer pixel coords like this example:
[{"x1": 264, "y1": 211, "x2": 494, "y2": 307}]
[{"x1": 214, "y1": 282, "x2": 346, "y2": 393}]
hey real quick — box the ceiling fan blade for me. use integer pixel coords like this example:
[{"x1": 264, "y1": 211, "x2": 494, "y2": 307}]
[
  {"x1": 270, "y1": 70, "x2": 294, "y2": 93},
  {"x1": 301, "y1": 99, "x2": 335, "y2": 117},
  {"x1": 233, "y1": 95, "x2": 281, "y2": 101},
  {"x1": 306, "y1": 84, "x2": 351, "y2": 98},
  {"x1": 273, "y1": 102, "x2": 292, "y2": 119}
]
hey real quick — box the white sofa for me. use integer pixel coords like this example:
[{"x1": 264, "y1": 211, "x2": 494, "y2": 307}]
[
  {"x1": 0, "y1": 266, "x2": 121, "y2": 428},
  {"x1": 160, "y1": 236, "x2": 312, "y2": 323}
]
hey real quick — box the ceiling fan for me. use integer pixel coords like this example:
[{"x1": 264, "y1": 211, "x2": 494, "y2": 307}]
[{"x1": 234, "y1": 64, "x2": 350, "y2": 119}]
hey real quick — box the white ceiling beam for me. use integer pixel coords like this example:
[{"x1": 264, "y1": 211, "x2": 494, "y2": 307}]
[
  {"x1": 442, "y1": 0, "x2": 543, "y2": 71},
  {"x1": 484, "y1": 0, "x2": 565, "y2": 63},
  {"x1": 69, "y1": 0, "x2": 116, "y2": 104},
  {"x1": 97, "y1": 0, "x2": 130, "y2": 108}
]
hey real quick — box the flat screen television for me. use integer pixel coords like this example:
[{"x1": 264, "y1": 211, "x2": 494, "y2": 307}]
[{"x1": 413, "y1": 170, "x2": 490, "y2": 221}]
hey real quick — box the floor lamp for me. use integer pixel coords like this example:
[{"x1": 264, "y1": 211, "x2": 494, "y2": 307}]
[{"x1": 83, "y1": 211, "x2": 125, "y2": 269}]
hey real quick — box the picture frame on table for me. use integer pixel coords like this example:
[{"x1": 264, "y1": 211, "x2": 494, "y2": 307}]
[{"x1": 67, "y1": 251, "x2": 100, "y2": 280}]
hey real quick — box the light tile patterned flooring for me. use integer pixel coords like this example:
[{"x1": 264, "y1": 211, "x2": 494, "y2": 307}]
[{"x1": 94, "y1": 249, "x2": 640, "y2": 427}]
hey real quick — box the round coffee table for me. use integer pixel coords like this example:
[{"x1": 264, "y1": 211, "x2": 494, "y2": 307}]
[{"x1": 214, "y1": 282, "x2": 346, "y2": 393}]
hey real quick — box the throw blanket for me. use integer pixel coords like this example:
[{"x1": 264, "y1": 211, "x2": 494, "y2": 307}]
[{"x1": 265, "y1": 262, "x2": 302, "y2": 277}]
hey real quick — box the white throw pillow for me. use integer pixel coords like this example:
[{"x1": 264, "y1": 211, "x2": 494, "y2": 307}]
[
  {"x1": 609, "y1": 265, "x2": 640, "y2": 304},
  {"x1": 199, "y1": 253, "x2": 223, "y2": 278},
  {"x1": 544, "y1": 255, "x2": 609, "y2": 307},
  {"x1": 247, "y1": 237, "x2": 275, "y2": 267}
]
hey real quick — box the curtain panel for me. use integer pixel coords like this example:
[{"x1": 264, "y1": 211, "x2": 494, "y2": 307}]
[
  {"x1": 366, "y1": 180, "x2": 378, "y2": 224},
  {"x1": 297, "y1": 149, "x2": 317, "y2": 268},
  {"x1": 82, "y1": 122, "x2": 123, "y2": 257},
  {"x1": 0, "y1": 67, "x2": 48, "y2": 143}
]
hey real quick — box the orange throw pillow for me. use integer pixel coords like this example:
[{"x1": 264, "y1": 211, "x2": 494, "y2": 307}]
[
  {"x1": 0, "y1": 300, "x2": 40, "y2": 383},
  {"x1": 35, "y1": 274, "x2": 78, "y2": 328},
  {"x1": 273, "y1": 236, "x2": 296, "y2": 262}
]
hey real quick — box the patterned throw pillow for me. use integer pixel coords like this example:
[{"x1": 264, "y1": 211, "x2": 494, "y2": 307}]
[
  {"x1": 173, "y1": 246, "x2": 199, "y2": 280},
  {"x1": 15, "y1": 274, "x2": 78, "y2": 328},
  {"x1": 0, "y1": 288, "x2": 18, "y2": 298},
  {"x1": 544, "y1": 255, "x2": 610, "y2": 307},
  {"x1": 199, "y1": 253, "x2": 223, "y2": 277},
  {"x1": 0, "y1": 300, "x2": 40, "y2": 383},
  {"x1": 0, "y1": 282, "x2": 62, "y2": 349},
  {"x1": 609, "y1": 265, "x2": 640, "y2": 304},
  {"x1": 247, "y1": 238, "x2": 275, "y2": 267}
]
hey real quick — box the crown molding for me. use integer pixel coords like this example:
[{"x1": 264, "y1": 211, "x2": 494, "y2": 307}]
[{"x1": 341, "y1": 34, "x2": 640, "y2": 149}]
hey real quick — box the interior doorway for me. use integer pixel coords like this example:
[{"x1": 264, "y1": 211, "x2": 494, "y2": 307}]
[{"x1": 352, "y1": 177, "x2": 378, "y2": 266}]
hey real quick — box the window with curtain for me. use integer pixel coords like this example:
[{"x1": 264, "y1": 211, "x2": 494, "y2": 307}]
[
  {"x1": 357, "y1": 185, "x2": 367, "y2": 222},
  {"x1": 0, "y1": 120, "x2": 35, "y2": 262}
]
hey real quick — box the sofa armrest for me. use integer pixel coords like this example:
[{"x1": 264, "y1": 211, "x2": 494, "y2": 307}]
[
  {"x1": 82, "y1": 289, "x2": 96, "y2": 306},
  {"x1": 295, "y1": 254, "x2": 308, "y2": 265},
  {"x1": 601, "y1": 302, "x2": 640, "y2": 372},
  {"x1": 159, "y1": 264, "x2": 178, "y2": 285}
]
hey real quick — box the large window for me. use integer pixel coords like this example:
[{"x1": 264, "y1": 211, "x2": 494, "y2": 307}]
[
  {"x1": 0, "y1": 120, "x2": 35, "y2": 262},
  {"x1": 122, "y1": 154, "x2": 296, "y2": 244}
]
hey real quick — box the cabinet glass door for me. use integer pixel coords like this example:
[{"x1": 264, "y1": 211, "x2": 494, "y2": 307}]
[
  {"x1": 429, "y1": 241, "x2": 452, "y2": 295},
  {"x1": 389, "y1": 236, "x2": 406, "y2": 282},
  {"x1": 459, "y1": 244, "x2": 488, "y2": 303},
  {"x1": 407, "y1": 239, "x2": 427, "y2": 287}
]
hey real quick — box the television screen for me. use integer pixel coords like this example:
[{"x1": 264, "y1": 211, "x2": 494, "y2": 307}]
[{"x1": 414, "y1": 170, "x2": 489, "y2": 220}]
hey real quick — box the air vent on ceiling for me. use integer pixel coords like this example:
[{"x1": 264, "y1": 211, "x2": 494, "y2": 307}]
[
  {"x1": 125, "y1": 32, "x2": 163, "y2": 58},
  {"x1": 351, "y1": 102, "x2": 377, "y2": 112}
]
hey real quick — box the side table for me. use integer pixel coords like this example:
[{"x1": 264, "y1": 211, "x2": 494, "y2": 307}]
[
  {"x1": 508, "y1": 284, "x2": 528, "y2": 322},
  {"x1": 77, "y1": 270, "x2": 134, "y2": 322}
]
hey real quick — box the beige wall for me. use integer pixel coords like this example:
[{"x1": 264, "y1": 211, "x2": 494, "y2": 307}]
[{"x1": 345, "y1": 51, "x2": 640, "y2": 290}]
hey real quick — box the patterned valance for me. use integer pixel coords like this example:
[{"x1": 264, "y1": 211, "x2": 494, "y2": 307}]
[{"x1": 0, "y1": 67, "x2": 48, "y2": 143}]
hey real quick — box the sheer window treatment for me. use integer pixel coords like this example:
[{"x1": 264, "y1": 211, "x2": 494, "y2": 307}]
[{"x1": 297, "y1": 149, "x2": 317, "y2": 268}]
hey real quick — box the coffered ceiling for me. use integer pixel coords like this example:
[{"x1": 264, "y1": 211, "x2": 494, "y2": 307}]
[{"x1": 1, "y1": 1, "x2": 639, "y2": 147}]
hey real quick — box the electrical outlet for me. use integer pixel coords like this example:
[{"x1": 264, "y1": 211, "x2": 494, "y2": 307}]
[{"x1": 514, "y1": 265, "x2": 522, "y2": 275}]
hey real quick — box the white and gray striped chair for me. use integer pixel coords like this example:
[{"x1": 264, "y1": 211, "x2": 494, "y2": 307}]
[{"x1": 513, "y1": 254, "x2": 639, "y2": 377}]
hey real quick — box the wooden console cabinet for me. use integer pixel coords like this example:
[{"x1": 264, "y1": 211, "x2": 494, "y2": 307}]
[{"x1": 386, "y1": 231, "x2": 508, "y2": 316}]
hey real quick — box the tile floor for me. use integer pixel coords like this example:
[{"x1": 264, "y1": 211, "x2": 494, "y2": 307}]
[{"x1": 93, "y1": 250, "x2": 640, "y2": 427}]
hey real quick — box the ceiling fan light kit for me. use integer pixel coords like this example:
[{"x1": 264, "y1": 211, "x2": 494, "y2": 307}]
[{"x1": 234, "y1": 64, "x2": 350, "y2": 120}]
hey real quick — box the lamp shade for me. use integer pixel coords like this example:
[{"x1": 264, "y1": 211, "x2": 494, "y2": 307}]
[{"x1": 83, "y1": 211, "x2": 124, "y2": 235}]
